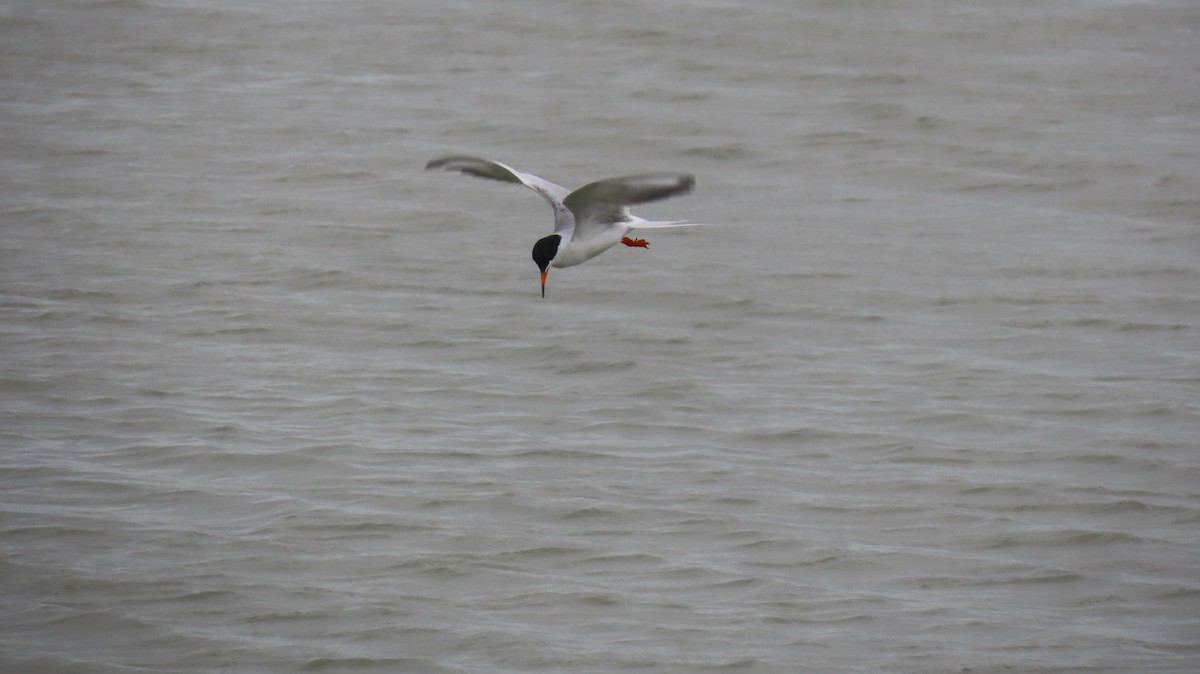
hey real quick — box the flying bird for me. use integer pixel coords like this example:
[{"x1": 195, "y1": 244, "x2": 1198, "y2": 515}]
[{"x1": 425, "y1": 156, "x2": 701, "y2": 296}]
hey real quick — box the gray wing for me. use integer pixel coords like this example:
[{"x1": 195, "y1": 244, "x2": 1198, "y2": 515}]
[
  {"x1": 425, "y1": 156, "x2": 576, "y2": 235},
  {"x1": 563, "y1": 173, "x2": 695, "y2": 242}
]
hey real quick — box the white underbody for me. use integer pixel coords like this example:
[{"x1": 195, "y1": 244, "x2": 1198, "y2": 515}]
[{"x1": 551, "y1": 222, "x2": 632, "y2": 268}]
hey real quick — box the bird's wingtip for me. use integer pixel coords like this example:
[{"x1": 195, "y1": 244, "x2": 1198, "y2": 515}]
[{"x1": 425, "y1": 156, "x2": 465, "y2": 171}]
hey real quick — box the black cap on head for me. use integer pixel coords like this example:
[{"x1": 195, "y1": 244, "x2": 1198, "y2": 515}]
[
  {"x1": 531, "y1": 234, "x2": 560, "y2": 271},
  {"x1": 531, "y1": 234, "x2": 560, "y2": 298}
]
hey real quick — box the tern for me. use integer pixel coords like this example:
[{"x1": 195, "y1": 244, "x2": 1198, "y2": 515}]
[{"x1": 426, "y1": 156, "x2": 701, "y2": 296}]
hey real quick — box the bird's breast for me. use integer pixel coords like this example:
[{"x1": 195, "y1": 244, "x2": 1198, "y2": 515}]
[{"x1": 551, "y1": 233, "x2": 624, "y2": 268}]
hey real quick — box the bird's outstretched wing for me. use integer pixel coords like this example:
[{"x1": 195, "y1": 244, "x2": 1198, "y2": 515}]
[
  {"x1": 563, "y1": 173, "x2": 695, "y2": 243},
  {"x1": 425, "y1": 156, "x2": 575, "y2": 235}
]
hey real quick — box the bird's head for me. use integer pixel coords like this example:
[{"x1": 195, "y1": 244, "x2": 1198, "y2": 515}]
[{"x1": 531, "y1": 234, "x2": 561, "y2": 298}]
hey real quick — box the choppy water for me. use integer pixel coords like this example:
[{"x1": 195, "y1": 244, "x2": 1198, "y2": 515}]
[{"x1": 2, "y1": 1, "x2": 1198, "y2": 672}]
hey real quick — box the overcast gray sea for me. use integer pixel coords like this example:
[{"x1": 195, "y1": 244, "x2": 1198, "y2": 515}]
[{"x1": 2, "y1": 1, "x2": 1198, "y2": 672}]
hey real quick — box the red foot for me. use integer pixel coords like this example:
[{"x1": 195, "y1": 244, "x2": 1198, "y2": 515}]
[{"x1": 622, "y1": 236, "x2": 649, "y2": 248}]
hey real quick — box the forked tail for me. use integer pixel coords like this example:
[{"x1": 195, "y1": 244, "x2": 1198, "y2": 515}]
[{"x1": 628, "y1": 219, "x2": 707, "y2": 230}]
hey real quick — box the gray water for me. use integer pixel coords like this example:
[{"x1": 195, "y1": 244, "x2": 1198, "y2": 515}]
[{"x1": 2, "y1": 1, "x2": 1198, "y2": 672}]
